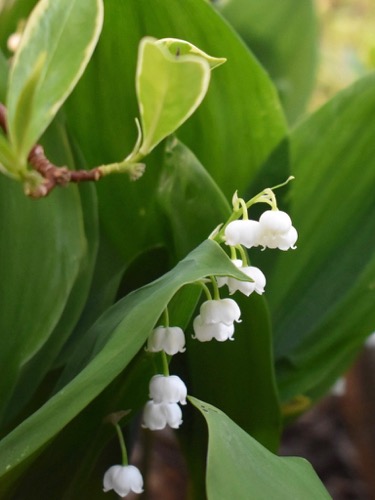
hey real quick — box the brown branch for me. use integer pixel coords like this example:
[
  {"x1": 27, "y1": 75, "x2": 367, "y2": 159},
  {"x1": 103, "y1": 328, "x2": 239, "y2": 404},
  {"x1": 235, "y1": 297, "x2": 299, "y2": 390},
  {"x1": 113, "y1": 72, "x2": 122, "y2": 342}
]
[{"x1": 0, "y1": 102, "x2": 103, "y2": 198}]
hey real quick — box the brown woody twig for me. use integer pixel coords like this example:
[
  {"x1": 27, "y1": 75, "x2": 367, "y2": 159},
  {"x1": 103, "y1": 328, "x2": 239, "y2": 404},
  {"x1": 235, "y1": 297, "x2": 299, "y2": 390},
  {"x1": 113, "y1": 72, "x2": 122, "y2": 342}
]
[{"x1": 0, "y1": 102, "x2": 103, "y2": 198}]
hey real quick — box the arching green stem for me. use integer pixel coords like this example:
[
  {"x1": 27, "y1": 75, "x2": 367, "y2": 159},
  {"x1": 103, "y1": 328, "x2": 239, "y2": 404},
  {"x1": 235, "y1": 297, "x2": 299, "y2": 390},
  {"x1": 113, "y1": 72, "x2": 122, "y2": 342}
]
[
  {"x1": 210, "y1": 275, "x2": 221, "y2": 300},
  {"x1": 161, "y1": 351, "x2": 170, "y2": 376},
  {"x1": 115, "y1": 423, "x2": 128, "y2": 466}
]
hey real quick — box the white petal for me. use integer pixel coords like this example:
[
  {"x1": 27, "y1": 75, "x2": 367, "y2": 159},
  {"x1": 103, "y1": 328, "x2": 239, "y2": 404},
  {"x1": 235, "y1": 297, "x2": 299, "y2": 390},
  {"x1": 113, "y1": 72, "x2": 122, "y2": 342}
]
[
  {"x1": 217, "y1": 260, "x2": 242, "y2": 289},
  {"x1": 193, "y1": 315, "x2": 235, "y2": 342},
  {"x1": 147, "y1": 326, "x2": 185, "y2": 355},
  {"x1": 277, "y1": 226, "x2": 298, "y2": 250},
  {"x1": 103, "y1": 465, "x2": 143, "y2": 496},
  {"x1": 142, "y1": 401, "x2": 183, "y2": 430},
  {"x1": 212, "y1": 322, "x2": 235, "y2": 341},
  {"x1": 162, "y1": 402, "x2": 183, "y2": 428},
  {"x1": 200, "y1": 298, "x2": 241, "y2": 325},
  {"x1": 243, "y1": 266, "x2": 266, "y2": 294},
  {"x1": 226, "y1": 276, "x2": 255, "y2": 296},
  {"x1": 259, "y1": 210, "x2": 292, "y2": 233},
  {"x1": 193, "y1": 315, "x2": 216, "y2": 341},
  {"x1": 149, "y1": 375, "x2": 187, "y2": 405},
  {"x1": 147, "y1": 326, "x2": 165, "y2": 352},
  {"x1": 224, "y1": 220, "x2": 261, "y2": 248}
]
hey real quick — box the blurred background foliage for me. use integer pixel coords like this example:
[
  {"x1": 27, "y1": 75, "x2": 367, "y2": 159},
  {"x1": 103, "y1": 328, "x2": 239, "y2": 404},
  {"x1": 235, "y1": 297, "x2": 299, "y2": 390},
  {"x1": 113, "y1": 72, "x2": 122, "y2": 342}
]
[{"x1": 312, "y1": 0, "x2": 375, "y2": 109}]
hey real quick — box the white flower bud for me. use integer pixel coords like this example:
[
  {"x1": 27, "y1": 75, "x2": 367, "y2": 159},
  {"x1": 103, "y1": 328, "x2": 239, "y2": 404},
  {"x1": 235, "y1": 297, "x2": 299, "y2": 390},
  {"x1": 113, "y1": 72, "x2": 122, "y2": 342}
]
[
  {"x1": 7, "y1": 32, "x2": 22, "y2": 53},
  {"x1": 147, "y1": 326, "x2": 186, "y2": 355},
  {"x1": 200, "y1": 298, "x2": 241, "y2": 325},
  {"x1": 142, "y1": 401, "x2": 183, "y2": 430},
  {"x1": 224, "y1": 220, "x2": 261, "y2": 248},
  {"x1": 149, "y1": 375, "x2": 187, "y2": 405},
  {"x1": 193, "y1": 315, "x2": 235, "y2": 342},
  {"x1": 103, "y1": 465, "x2": 143, "y2": 496}
]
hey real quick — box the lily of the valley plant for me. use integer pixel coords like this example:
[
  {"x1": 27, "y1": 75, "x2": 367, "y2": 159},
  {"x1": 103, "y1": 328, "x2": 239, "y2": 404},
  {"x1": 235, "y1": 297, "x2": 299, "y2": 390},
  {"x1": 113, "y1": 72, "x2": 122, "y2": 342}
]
[{"x1": 1, "y1": 1, "x2": 375, "y2": 499}]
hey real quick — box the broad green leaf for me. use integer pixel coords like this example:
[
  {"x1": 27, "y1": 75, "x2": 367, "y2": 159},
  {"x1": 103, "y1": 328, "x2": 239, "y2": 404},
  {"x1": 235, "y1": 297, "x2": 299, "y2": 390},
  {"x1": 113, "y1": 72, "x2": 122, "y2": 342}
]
[
  {"x1": 266, "y1": 73, "x2": 375, "y2": 401},
  {"x1": 190, "y1": 397, "x2": 331, "y2": 500},
  {"x1": 217, "y1": 0, "x2": 318, "y2": 123},
  {"x1": 0, "y1": 240, "x2": 251, "y2": 477},
  {"x1": 0, "y1": 48, "x2": 8, "y2": 100},
  {"x1": 65, "y1": 0, "x2": 286, "y2": 262},
  {"x1": 137, "y1": 37, "x2": 220, "y2": 155},
  {"x1": 0, "y1": 172, "x2": 86, "y2": 421},
  {"x1": 6, "y1": 0, "x2": 104, "y2": 161},
  {"x1": 158, "y1": 137, "x2": 230, "y2": 257},
  {"x1": 0, "y1": 134, "x2": 19, "y2": 178},
  {"x1": 157, "y1": 138, "x2": 281, "y2": 449}
]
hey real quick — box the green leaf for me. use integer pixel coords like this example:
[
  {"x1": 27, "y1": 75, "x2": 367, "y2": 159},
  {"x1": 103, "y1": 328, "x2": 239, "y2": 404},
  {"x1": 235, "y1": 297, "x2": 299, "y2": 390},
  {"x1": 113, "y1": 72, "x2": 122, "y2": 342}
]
[
  {"x1": 6, "y1": 0, "x2": 104, "y2": 161},
  {"x1": 0, "y1": 134, "x2": 19, "y2": 178},
  {"x1": 136, "y1": 37, "x2": 221, "y2": 155},
  {"x1": 267, "y1": 73, "x2": 375, "y2": 401},
  {"x1": 0, "y1": 240, "x2": 251, "y2": 477},
  {"x1": 158, "y1": 137, "x2": 230, "y2": 257},
  {"x1": 0, "y1": 48, "x2": 8, "y2": 101},
  {"x1": 0, "y1": 174, "x2": 86, "y2": 421},
  {"x1": 217, "y1": 0, "x2": 318, "y2": 123},
  {"x1": 190, "y1": 397, "x2": 331, "y2": 500}
]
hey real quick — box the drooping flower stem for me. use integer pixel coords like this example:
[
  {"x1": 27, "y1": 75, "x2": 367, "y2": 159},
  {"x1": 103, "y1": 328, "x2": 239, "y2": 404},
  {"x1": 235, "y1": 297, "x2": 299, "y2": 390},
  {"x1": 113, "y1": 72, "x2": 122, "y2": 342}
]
[
  {"x1": 237, "y1": 245, "x2": 249, "y2": 266},
  {"x1": 115, "y1": 423, "x2": 128, "y2": 466},
  {"x1": 211, "y1": 177, "x2": 294, "y2": 243},
  {"x1": 161, "y1": 351, "x2": 170, "y2": 377},
  {"x1": 209, "y1": 275, "x2": 221, "y2": 300},
  {"x1": 199, "y1": 281, "x2": 213, "y2": 301},
  {"x1": 162, "y1": 307, "x2": 170, "y2": 327}
]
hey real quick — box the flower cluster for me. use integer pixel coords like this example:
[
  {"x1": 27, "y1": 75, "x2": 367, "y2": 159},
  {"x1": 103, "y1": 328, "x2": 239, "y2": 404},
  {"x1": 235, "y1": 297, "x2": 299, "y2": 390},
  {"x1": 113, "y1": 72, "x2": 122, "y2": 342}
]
[
  {"x1": 142, "y1": 374, "x2": 187, "y2": 430},
  {"x1": 224, "y1": 209, "x2": 297, "y2": 251},
  {"x1": 103, "y1": 186, "x2": 297, "y2": 497},
  {"x1": 143, "y1": 321, "x2": 187, "y2": 431},
  {"x1": 191, "y1": 200, "x2": 297, "y2": 344},
  {"x1": 193, "y1": 298, "x2": 241, "y2": 342}
]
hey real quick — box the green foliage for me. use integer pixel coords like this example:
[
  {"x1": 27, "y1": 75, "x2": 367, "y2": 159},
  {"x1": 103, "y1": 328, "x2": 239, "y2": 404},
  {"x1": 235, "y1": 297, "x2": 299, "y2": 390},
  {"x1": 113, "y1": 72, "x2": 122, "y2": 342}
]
[
  {"x1": 6, "y1": 0, "x2": 103, "y2": 165},
  {"x1": 0, "y1": 240, "x2": 251, "y2": 477},
  {"x1": 136, "y1": 38, "x2": 224, "y2": 156},
  {"x1": 191, "y1": 397, "x2": 331, "y2": 499},
  {"x1": 217, "y1": 0, "x2": 318, "y2": 123},
  {"x1": 267, "y1": 73, "x2": 375, "y2": 401}
]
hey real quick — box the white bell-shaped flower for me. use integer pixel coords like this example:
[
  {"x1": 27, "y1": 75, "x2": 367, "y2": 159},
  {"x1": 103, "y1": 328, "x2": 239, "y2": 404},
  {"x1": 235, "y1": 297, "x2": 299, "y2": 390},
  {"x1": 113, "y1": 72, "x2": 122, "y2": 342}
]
[
  {"x1": 142, "y1": 401, "x2": 183, "y2": 430},
  {"x1": 149, "y1": 375, "x2": 187, "y2": 405},
  {"x1": 217, "y1": 260, "x2": 266, "y2": 296},
  {"x1": 103, "y1": 465, "x2": 143, "y2": 497},
  {"x1": 259, "y1": 210, "x2": 292, "y2": 232},
  {"x1": 147, "y1": 326, "x2": 186, "y2": 355},
  {"x1": 200, "y1": 298, "x2": 241, "y2": 325},
  {"x1": 224, "y1": 220, "x2": 261, "y2": 248},
  {"x1": 258, "y1": 210, "x2": 297, "y2": 250},
  {"x1": 275, "y1": 226, "x2": 298, "y2": 251},
  {"x1": 193, "y1": 315, "x2": 235, "y2": 342}
]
